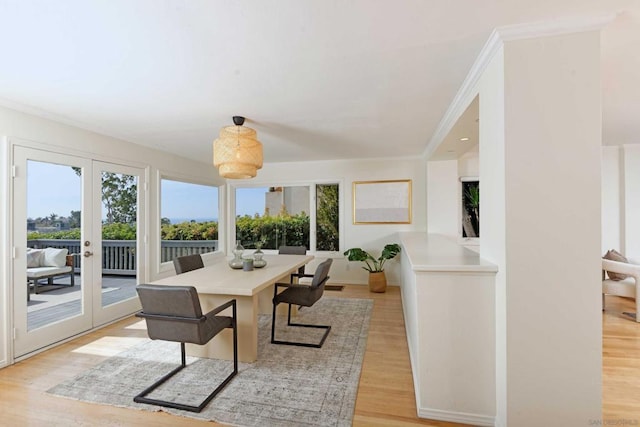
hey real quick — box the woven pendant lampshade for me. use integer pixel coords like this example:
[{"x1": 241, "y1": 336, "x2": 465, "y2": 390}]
[{"x1": 213, "y1": 116, "x2": 263, "y2": 179}]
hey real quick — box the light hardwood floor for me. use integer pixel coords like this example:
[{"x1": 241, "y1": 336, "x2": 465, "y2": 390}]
[
  {"x1": 0, "y1": 286, "x2": 637, "y2": 426},
  {"x1": 602, "y1": 294, "x2": 640, "y2": 423}
]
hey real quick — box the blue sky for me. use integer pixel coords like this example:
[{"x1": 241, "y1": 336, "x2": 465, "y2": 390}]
[
  {"x1": 26, "y1": 161, "x2": 266, "y2": 221},
  {"x1": 27, "y1": 161, "x2": 82, "y2": 218}
]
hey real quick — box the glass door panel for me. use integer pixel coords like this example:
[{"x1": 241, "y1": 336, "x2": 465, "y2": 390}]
[
  {"x1": 13, "y1": 147, "x2": 92, "y2": 357},
  {"x1": 91, "y1": 162, "x2": 144, "y2": 326}
]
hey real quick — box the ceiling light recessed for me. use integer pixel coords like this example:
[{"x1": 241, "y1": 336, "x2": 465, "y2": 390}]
[{"x1": 460, "y1": 137, "x2": 470, "y2": 142}]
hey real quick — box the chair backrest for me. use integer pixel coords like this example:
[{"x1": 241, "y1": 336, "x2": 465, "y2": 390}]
[
  {"x1": 278, "y1": 245, "x2": 307, "y2": 255},
  {"x1": 173, "y1": 254, "x2": 204, "y2": 274},
  {"x1": 137, "y1": 284, "x2": 203, "y2": 318},
  {"x1": 311, "y1": 259, "x2": 333, "y2": 288},
  {"x1": 136, "y1": 284, "x2": 207, "y2": 343}
]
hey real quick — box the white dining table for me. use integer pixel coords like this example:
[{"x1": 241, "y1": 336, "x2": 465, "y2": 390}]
[{"x1": 150, "y1": 254, "x2": 313, "y2": 363}]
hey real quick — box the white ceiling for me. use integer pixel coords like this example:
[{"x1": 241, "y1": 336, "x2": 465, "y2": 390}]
[{"x1": 0, "y1": 1, "x2": 637, "y2": 164}]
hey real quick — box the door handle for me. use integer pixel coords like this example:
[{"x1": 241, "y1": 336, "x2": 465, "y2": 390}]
[{"x1": 83, "y1": 251, "x2": 94, "y2": 258}]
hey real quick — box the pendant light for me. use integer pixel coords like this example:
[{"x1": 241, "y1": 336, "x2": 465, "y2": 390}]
[{"x1": 213, "y1": 116, "x2": 263, "y2": 179}]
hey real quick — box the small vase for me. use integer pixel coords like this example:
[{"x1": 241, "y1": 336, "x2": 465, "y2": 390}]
[
  {"x1": 253, "y1": 248, "x2": 267, "y2": 268},
  {"x1": 368, "y1": 271, "x2": 387, "y2": 293},
  {"x1": 229, "y1": 240, "x2": 245, "y2": 269}
]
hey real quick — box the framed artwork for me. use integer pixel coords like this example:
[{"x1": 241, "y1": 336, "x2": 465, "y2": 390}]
[{"x1": 352, "y1": 180, "x2": 412, "y2": 224}]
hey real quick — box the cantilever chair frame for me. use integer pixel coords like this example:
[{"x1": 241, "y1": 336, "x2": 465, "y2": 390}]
[
  {"x1": 271, "y1": 271, "x2": 331, "y2": 348},
  {"x1": 134, "y1": 299, "x2": 238, "y2": 412}
]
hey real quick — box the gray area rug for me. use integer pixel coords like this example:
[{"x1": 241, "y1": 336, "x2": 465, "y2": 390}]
[{"x1": 48, "y1": 297, "x2": 373, "y2": 426}]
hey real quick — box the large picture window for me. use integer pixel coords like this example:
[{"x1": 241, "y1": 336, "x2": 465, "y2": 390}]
[
  {"x1": 234, "y1": 183, "x2": 340, "y2": 252},
  {"x1": 160, "y1": 178, "x2": 219, "y2": 263}
]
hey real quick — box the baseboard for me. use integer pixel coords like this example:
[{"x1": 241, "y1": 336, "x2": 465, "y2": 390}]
[{"x1": 419, "y1": 407, "x2": 495, "y2": 426}]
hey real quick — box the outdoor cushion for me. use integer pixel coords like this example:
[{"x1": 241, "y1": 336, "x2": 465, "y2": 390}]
[
  {"x1": 27, "y1": 249, "x2": 44, "y2": 268},
  {"x1": 604, "y1": 249, "x2": 629, "y2": 281},
  {"x1": 42, "y1": 247, "x2": 68, "y2": 268},
  {"x1": 27, "y1": 265, "x2": 72, "y2": 278}
]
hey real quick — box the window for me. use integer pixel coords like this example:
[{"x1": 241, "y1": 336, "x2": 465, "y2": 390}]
[
  {"x1": 160, "y1": 178, "x2": 219, "y2": 262},
  {"x1": 234, "y1": 183, "x2": 340, "y2": 252},
  {"x1": 461, "y1": 178, "x2": 479, "y2": 238},
  {"x1": 316, "y1": 183, "x2": 339, "y2": 251}
]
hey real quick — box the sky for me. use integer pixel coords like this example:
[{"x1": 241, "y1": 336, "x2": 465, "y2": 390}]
[{"x1": 26, "y1": 160, "x2": 267, "y2": 221}]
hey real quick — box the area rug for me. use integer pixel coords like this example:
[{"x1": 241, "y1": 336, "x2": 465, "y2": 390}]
[{"x1": 47, "y1": 297, "x2": 373, "y2": 426}]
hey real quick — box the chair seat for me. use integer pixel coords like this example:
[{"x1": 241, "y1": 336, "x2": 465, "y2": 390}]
[
  {"x1": 274, "y1": 285, "x2": 322, "y2": 307},
  {"x1": 146, "y1": 314, "x2": 233, "y2": 345},
  {"x1": 200, "y1": 316, "x2": 233, "y2": 343},
  {"x1": 603, "y1": 277, "x2": 636, "y2": 299}
]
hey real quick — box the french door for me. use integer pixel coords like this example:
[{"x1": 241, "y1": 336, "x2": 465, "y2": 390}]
[{"x1": 12, "y1": 146, "x2": 145, "y2": 358}]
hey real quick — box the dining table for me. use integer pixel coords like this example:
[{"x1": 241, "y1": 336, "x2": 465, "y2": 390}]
[{"x1": 150, "y1": 253, "x2": 313, "y2": 363}]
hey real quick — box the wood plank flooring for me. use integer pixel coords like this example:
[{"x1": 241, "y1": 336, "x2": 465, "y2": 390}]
[
  {"x1": 0, "y1": 285, "x2": 637, "y2": 426},
  {"x1": 602, "y1": 294, "x2": 640, "y2": 423}
]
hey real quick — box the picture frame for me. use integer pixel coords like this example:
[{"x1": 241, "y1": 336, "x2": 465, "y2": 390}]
[{"x1": 353, "y1": 179, "x2": 412, "y2": 224}]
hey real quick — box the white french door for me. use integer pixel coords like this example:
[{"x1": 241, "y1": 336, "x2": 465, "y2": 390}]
[
  {"x1": 12, "y1": 147, "x2": 145, "y2": 358},
  {"x1": 91, "y1": 161, "x2": 145, "y2": 326}
]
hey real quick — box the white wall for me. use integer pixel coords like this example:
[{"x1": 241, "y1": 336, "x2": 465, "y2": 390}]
[
  {"x1": 602, "y1": 144, "x2": 640, "y2": 257},
  {"x1": 426, "y1": 150, "x2": 480, "y2": 241},
  {"x1": 458, "y1": 149, "x2": 479, "y2": 177},
  {"x1": 479, "y1": 31, "x2": 602, "y2": 426},
  {"x1": 230, "y1": 157, "x2": 427, "y2": 285},
  {"x1": 477, "y1": 47, "x2": 507, "y2": 426},
  {"x1": 0, "y1": 105, "x2": 222, "y2": 367},
  {"x1": 623, "y1": 145, "x2": 640, "y2": 256},
  {"x1": 602, "y1": 146, "x2": 622, "y2": 253},
  {"x1": 0, "y1": 139, "x2": 8, "y2": 368},
  {"x1": 426, "y1": 160, "x2": 458, "y2": 238}
]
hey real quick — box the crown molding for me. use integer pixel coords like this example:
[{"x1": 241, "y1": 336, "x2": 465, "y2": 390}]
[{"x1": 424, "y1": 12, "x2": 618, "y2": 160}]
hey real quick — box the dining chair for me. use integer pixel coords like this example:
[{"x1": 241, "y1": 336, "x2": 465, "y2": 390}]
[
  {"x1": 134, "y1": 284, "x2": 237, "y2": 412},
  {"x1": 173, "y1": 253, "x2": 204, "y2": 274},
  {"x1": 278, "y1": 245, "x2": 307, "y2": 275},
  {"x1": 271, "y1": 258, "x2": 333, "y2": 348}
]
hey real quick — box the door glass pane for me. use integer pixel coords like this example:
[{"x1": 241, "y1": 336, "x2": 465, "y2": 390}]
[
  {"x1": 160, "y1": 179, "x2": 219, "y2": 263},
  {"x1": 26, "y1": 161, "x2": 82, "y2": 331},
  {"x1": 101, "y1": 172, "x2": 138, "y2": 307},
  {"x1": 236, "y1": 186, "x2": 310, "y2": 250}
]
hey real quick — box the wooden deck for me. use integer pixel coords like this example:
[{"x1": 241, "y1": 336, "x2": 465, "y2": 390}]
[{"x1": 27, "y1": 275, "x2": 137, "y2": 331}]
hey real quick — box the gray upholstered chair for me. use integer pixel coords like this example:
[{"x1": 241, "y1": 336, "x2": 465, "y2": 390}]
[
  {"x1": 173, "y1": 254, "x2": 204, "y2": 274},
  {"x1": 134, "y1": 284, "x2": 237, "y2": 412},
  {"x1": 279, "y1": 245, "x2": 307, "y2": 275},
  {"x1": 271, "y1": 258, "x2": 333, "y2": 348},
  {"x1": 278, "y1": 245, "x2": 307, "y2": 255}
]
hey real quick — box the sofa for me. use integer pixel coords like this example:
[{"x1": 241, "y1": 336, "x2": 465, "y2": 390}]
[
  {"x1": 27, "y1": 247, "x2": 75, "y2": 301},
  {"x1": 602, "y1": 254, "x2": 640, "y2": 322}
]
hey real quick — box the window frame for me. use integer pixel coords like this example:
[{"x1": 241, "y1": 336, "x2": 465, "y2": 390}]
[{"x1": 228, "y1": 179, "x2": 344, "y2": 256}]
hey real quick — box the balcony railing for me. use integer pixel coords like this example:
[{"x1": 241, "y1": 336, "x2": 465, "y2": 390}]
[{"x1": 27, "y1": 239, "x2": 218, "y2": 276}]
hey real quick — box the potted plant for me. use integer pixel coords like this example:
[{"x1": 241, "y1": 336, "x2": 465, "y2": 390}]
[{"x1": 343, "y1": 243, "x2": 401, "y2": 293}]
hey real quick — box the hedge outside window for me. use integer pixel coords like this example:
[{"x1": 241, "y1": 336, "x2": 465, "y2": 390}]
[{"x1": 234, "y1": 184, "x2": 339, "y2": 252}]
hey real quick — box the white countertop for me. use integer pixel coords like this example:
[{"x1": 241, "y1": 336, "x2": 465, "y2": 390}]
[{"x1": 398, "y1": 232, "x2": 498, "y2": 273}]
